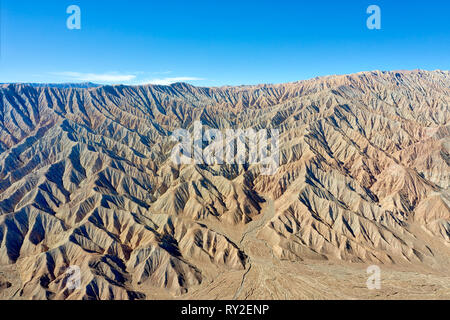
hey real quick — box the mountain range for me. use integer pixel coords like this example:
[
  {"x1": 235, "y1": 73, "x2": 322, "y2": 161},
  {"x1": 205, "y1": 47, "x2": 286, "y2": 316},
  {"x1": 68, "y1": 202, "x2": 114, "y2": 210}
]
[{"x1": 0, "y1": 70, "x2": 448, "y2": 300}]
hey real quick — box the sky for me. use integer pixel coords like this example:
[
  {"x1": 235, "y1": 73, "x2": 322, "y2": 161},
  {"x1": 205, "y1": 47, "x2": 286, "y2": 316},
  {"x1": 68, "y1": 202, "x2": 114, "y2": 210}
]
[{"x1": 0, "y1": 0, "x2": 449, "y2": 86}]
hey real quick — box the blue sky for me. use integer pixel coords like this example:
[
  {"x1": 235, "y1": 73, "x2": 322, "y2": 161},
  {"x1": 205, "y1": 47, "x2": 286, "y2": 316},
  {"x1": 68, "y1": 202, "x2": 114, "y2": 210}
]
[{"x1": 0, "y1": 0, "x2": 449, "y2": 86}]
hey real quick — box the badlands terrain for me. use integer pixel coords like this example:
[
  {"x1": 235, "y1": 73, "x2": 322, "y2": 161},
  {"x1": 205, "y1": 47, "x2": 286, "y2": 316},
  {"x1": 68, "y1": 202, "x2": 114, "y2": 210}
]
[{"x1": 0, "y1": 70, "x2": 449, "y2": 300}]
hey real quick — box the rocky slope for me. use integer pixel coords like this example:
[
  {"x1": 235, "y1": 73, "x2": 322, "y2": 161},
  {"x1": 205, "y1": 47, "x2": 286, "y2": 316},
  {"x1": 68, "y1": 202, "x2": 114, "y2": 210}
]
[{"x1": 0, "y1": 70, "x2": 449, "y2": 299}]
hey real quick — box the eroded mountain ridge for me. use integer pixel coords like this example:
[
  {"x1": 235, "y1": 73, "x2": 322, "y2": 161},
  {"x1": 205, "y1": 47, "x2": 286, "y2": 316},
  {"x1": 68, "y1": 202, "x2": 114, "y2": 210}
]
[{"x1": 0, "y1": 70, "x2": 448, "y2": 299}]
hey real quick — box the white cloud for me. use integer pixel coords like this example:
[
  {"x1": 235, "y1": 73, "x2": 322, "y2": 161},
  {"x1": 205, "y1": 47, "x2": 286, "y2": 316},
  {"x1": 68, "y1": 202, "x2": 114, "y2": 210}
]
[
  {"x1": 50, "y1": 72, "x2": 204, "y2": 86},
  {"x1": 52, "y1": 72, "x2": 136, "y2": 83},
  {"x1": 140, "y1": 77, "x2": 205, "y2": 85},
  {"x1": 152, "y1": 70, "x2": 173, "y2": 75}
]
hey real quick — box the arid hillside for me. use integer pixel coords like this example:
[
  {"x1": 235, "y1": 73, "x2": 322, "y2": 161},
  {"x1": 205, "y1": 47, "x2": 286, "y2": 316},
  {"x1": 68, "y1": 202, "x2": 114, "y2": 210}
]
[{"x1": 0, "y1": 70, "x2": 449, "y2": 299}]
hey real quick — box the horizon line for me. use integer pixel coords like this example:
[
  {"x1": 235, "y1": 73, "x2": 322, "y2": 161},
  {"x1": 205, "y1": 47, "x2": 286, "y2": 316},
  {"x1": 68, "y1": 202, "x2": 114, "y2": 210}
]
[{"x1": 1, "y1": 69, "x2": 448, "y2": 89}]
